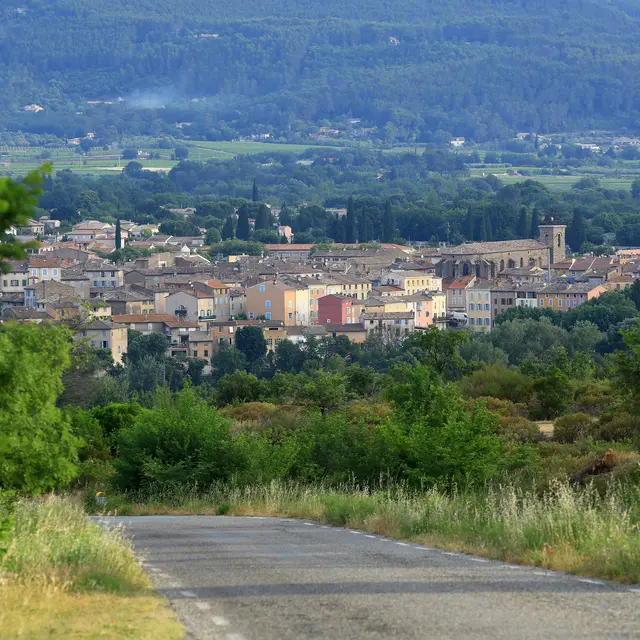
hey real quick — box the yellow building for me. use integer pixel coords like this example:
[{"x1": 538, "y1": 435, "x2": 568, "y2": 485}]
[
  {"x1": 383, "y1": 270, "x2": 442, "y2": 295},
  {"x1": 466, "y1": 281, "x2": 493, "y2": 332},
  {"x1": 245, "y1": 280, "x2": 310, "y2": 326},
  {"x1": 76, "y1": 319, "x2": 128, "y2": 364}
]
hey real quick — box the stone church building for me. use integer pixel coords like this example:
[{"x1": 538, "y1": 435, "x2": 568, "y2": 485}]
[{"x1": 437, "y1": 221, "x2": 566, "y2": 280}]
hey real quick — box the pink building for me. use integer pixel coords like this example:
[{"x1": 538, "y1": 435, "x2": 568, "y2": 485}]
[{"x1": 317, "y1": 294, "x2": 356, "y2": 325}]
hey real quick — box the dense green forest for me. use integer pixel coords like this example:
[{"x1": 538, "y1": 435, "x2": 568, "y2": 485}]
[
  {"x1": 4, "y1": 0, "x2": 640, "y2": 142},
  {"x1": 39, "y1": 147, "x2": 640, "y2": 249}
]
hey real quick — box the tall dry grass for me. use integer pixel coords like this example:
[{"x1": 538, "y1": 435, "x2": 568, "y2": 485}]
[
  {"x1": 2, "y1": 495, "x2": 147, "y2": 592},
  {"x1": 101, "y1": 480, "x2": 640, "y2": 583}
]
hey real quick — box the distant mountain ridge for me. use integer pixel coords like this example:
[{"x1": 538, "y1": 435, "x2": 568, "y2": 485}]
[{"x1": 2, "y1": 0, "x2": 640, "y2": 141}]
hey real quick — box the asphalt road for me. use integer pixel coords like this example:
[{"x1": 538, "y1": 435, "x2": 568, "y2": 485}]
[{"x1": 102, "y1": 516, "x2": 640, "y2": 640}]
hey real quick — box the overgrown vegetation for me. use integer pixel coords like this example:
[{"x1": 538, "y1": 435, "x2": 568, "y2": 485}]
[
  {"x1": 94, "y1": 480, "x2": 640, "y2": 584},
  {"x1": 0, "y1": 495, "x2": 183, "y2": 638}
]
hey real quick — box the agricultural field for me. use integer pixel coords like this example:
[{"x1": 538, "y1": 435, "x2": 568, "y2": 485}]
[{"x1": 468, "y1": 166, "x2": 638, "y2": 192}]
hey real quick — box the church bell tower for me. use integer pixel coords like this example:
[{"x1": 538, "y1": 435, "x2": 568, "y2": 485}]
[{"x1": 539, "y1": 218, "x2": 566, "y2": 264}]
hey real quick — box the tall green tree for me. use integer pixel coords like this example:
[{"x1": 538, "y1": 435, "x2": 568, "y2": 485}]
[
  {"x1": 632, "y1": 178, "x2": 640, "y2": 200},
  {"x1": 235, "y1": 326, "x2": 267, "y2": 363},
  {"x1": 382, "y1": 199, "x2": 396, "y2": 243},
  {"x1": 0, "y1": 323, "x2": 79, "y2": 493},
  {"x1": 0, "y1": 166, "x2": 48, "y2": 272},
  {"x1": 252, "y1": 178, "x2": 259, "y2": 203},
  {"x1": 530, "y1": 208, "x2": 540, "y2": 239},
  {"x1": 345, "y1": 196, "x2": 357, "y2": 243},
  {"x1": 279, "y1": 202, "x2": 293, "y2": 226},
  {"x1": 568, "y1": 208, "x2": 586, "y2": 252},
  {"x1": 255, "y1": 204, "x2": 271, "y2": 231},
  {"x1": 236, "y1": 204, "x2": 251, "y2": 240},
  {"x1": 115, "y1": 218, "x2": 122, "y2": 250},
  {"x1": 221, "y1": 215, "x2": 235, "y2": 240},
  {"x1": 517, "y1": 206, "x2": 529, "y2": 238}
]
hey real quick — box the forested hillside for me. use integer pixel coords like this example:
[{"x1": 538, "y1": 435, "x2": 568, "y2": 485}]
[{"x1": 3, "y1": 0, "x2": 640, "y2": 142}]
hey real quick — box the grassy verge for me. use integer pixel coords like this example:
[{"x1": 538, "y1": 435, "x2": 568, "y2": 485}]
[
  {"x1": 0, "y1": 495, "x2": 184, "y2": 639},
  {"x1": 97, "y1": 481, "x2": 640, "y2": 584}
]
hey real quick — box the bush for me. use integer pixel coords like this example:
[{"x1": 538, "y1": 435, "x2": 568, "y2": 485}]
[
  {"x1": 114, "y1": 387, "x2": 240, "y2": 491},
  {"x1": 597, "y1": 413, "x2": 639, "y2": 442},
  {"x1": 223, "y1": 402, "x2": 278, "y2": 423},
  {"x1": 496, "y1": 416, "x2": 542, "y2": 444},
  {"x1": 554, "y1": 413, "x2": 596, "y2": 443},
  {"x1": 573, "y1": 380, "x2": 617, "y2": 416},
  {"x1": 458, "y1": 364, "x2": 534, "y2": 404}
]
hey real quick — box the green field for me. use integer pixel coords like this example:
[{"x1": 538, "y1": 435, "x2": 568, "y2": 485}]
[
  {"x1": 0, "y1": 138, "x2": 352, "y2": 176},
  {"x1": 188, "y1": 140, "x2": 345, "y2": 156},
  {"x1": 468, "y1": 166, "x2": 637, "y2": 192}
]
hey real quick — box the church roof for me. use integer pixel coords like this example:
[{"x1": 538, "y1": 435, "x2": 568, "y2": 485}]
[{"x1": 442, "y1": 239, "x2": 546, "y2": 256}]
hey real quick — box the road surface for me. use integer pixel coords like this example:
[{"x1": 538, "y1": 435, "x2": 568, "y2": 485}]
[{"x1": 103, "y1": 516, "x2": 640, "y2": 639}]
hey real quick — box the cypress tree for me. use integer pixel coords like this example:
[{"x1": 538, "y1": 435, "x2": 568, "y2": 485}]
[
  {"x1": 236, "y1": 204, "x2": 251, "y2": 240},
  {"x1": 222, "y1": 216, "x2": 235, "y2": 240},
  {"x1": 530, "y1": 208, "x2": 540, "y2": 239},
  {"x1": 517, "y1": 206, "x2": 529, "y2": 239},
  {"x1": 255, "y1": 204, "x2": 270, "y2": 230},
  {"x1": 252, "y1": 178, "x2": 259, "y2": 202},
  {"x1": 115, "y1": 218, "x2": 122, "y2": 250},
  {"x1": 568, "y1": 208, "x2": 586, "y2": 251},
  {"x1": 345, "y1": 197, "x2": 357, "y2": 244},
  {"x1": 382, "y1": 199, "x2": 395, "y2": 243}
]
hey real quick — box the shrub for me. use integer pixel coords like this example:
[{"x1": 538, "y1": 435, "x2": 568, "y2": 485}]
[
  {"x1": 496, "y1": 416, "x2": 542, "y2": 444},
  {"x1": 458, "y1": 364, "x2": 534, "y2": 404},
  {"x1": 114, "y1": 387, "x2": 240, "y2": 491},
  {"x1": 554, "y1": 413, "x2": 596, "y2": 443},
  {"x1": 573, "y1": 380, "x2": 617, "y2": 416},
  {"x1": 223, "y1": 402, "x2": 278, "y2": 423},
  {"x1": 597, "y1": 413, "x2": 639, "y2": 442}
]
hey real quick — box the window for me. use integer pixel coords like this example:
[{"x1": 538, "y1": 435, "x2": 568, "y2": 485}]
[
  {"x1": 193, "y1": 350, "x2": 198, "y2": 358},
  {"x1": 485, "y1": 293, "x2": 489, "y2": 301},
  {"x1": 204, "y1": 350, "x2": 208, "y2": 357},
  {"x1": 259, "y1": 284, "x2": 265, "y2": 292},
  {"x1": 288, "y1": 312, "x2": 293, "y2": 320},
  {"x1": 470, "y1": 318, "x2": 476, "y2": 326},
  {"x1": 31, "y1": 269, "x2": 37, "y2": 276},
  {"x1": 2, "y1": 280, "x2": 6, "y2": 287},
  {"x1": 288, "y1": 300, "x2": 293, "y2": 308},
  {"x1": 469, "y1": 292, "x2": 474, "y2": 301},
  {"x1": 484, "y1": 318, "x2": 490, "y2": 326},
  {"x1": 266, "y1": 338, "x2": 273, "y2": 346},
  {"x1": 265, "y1": 300, "x2": 271, "y2": 309},
  {"x1": 346, "y1": 307, "x2": 351, "y2": 315},
  {"x1": 249, "y1": 312, "x2": 254, "y2": 319},
  {"x1": 484, "y1": 304, "x2": 490, "y2": 311},
  {"x1": 265, "y1": 312, "x2": 271, "y2": 320},
  {"x1": 469, "y1": 303, "x2": 475, "y2": 311},
  {"x1": 52, "y1": 269, "x2": 58, "y2": 276},
  {"x1": 10, "y1": 279, "x2": 18, "y2": 287},
  {"x1": 558, "y1": 298, "x2": 563, "y2": 307},
  {"x1": 101, "y1": 341, "x2": 108, "y2": 349}
]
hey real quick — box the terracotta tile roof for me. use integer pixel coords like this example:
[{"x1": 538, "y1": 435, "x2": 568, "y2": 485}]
[{"x1": 443, "y1": 240, "x2": 546, "y2": 256}]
